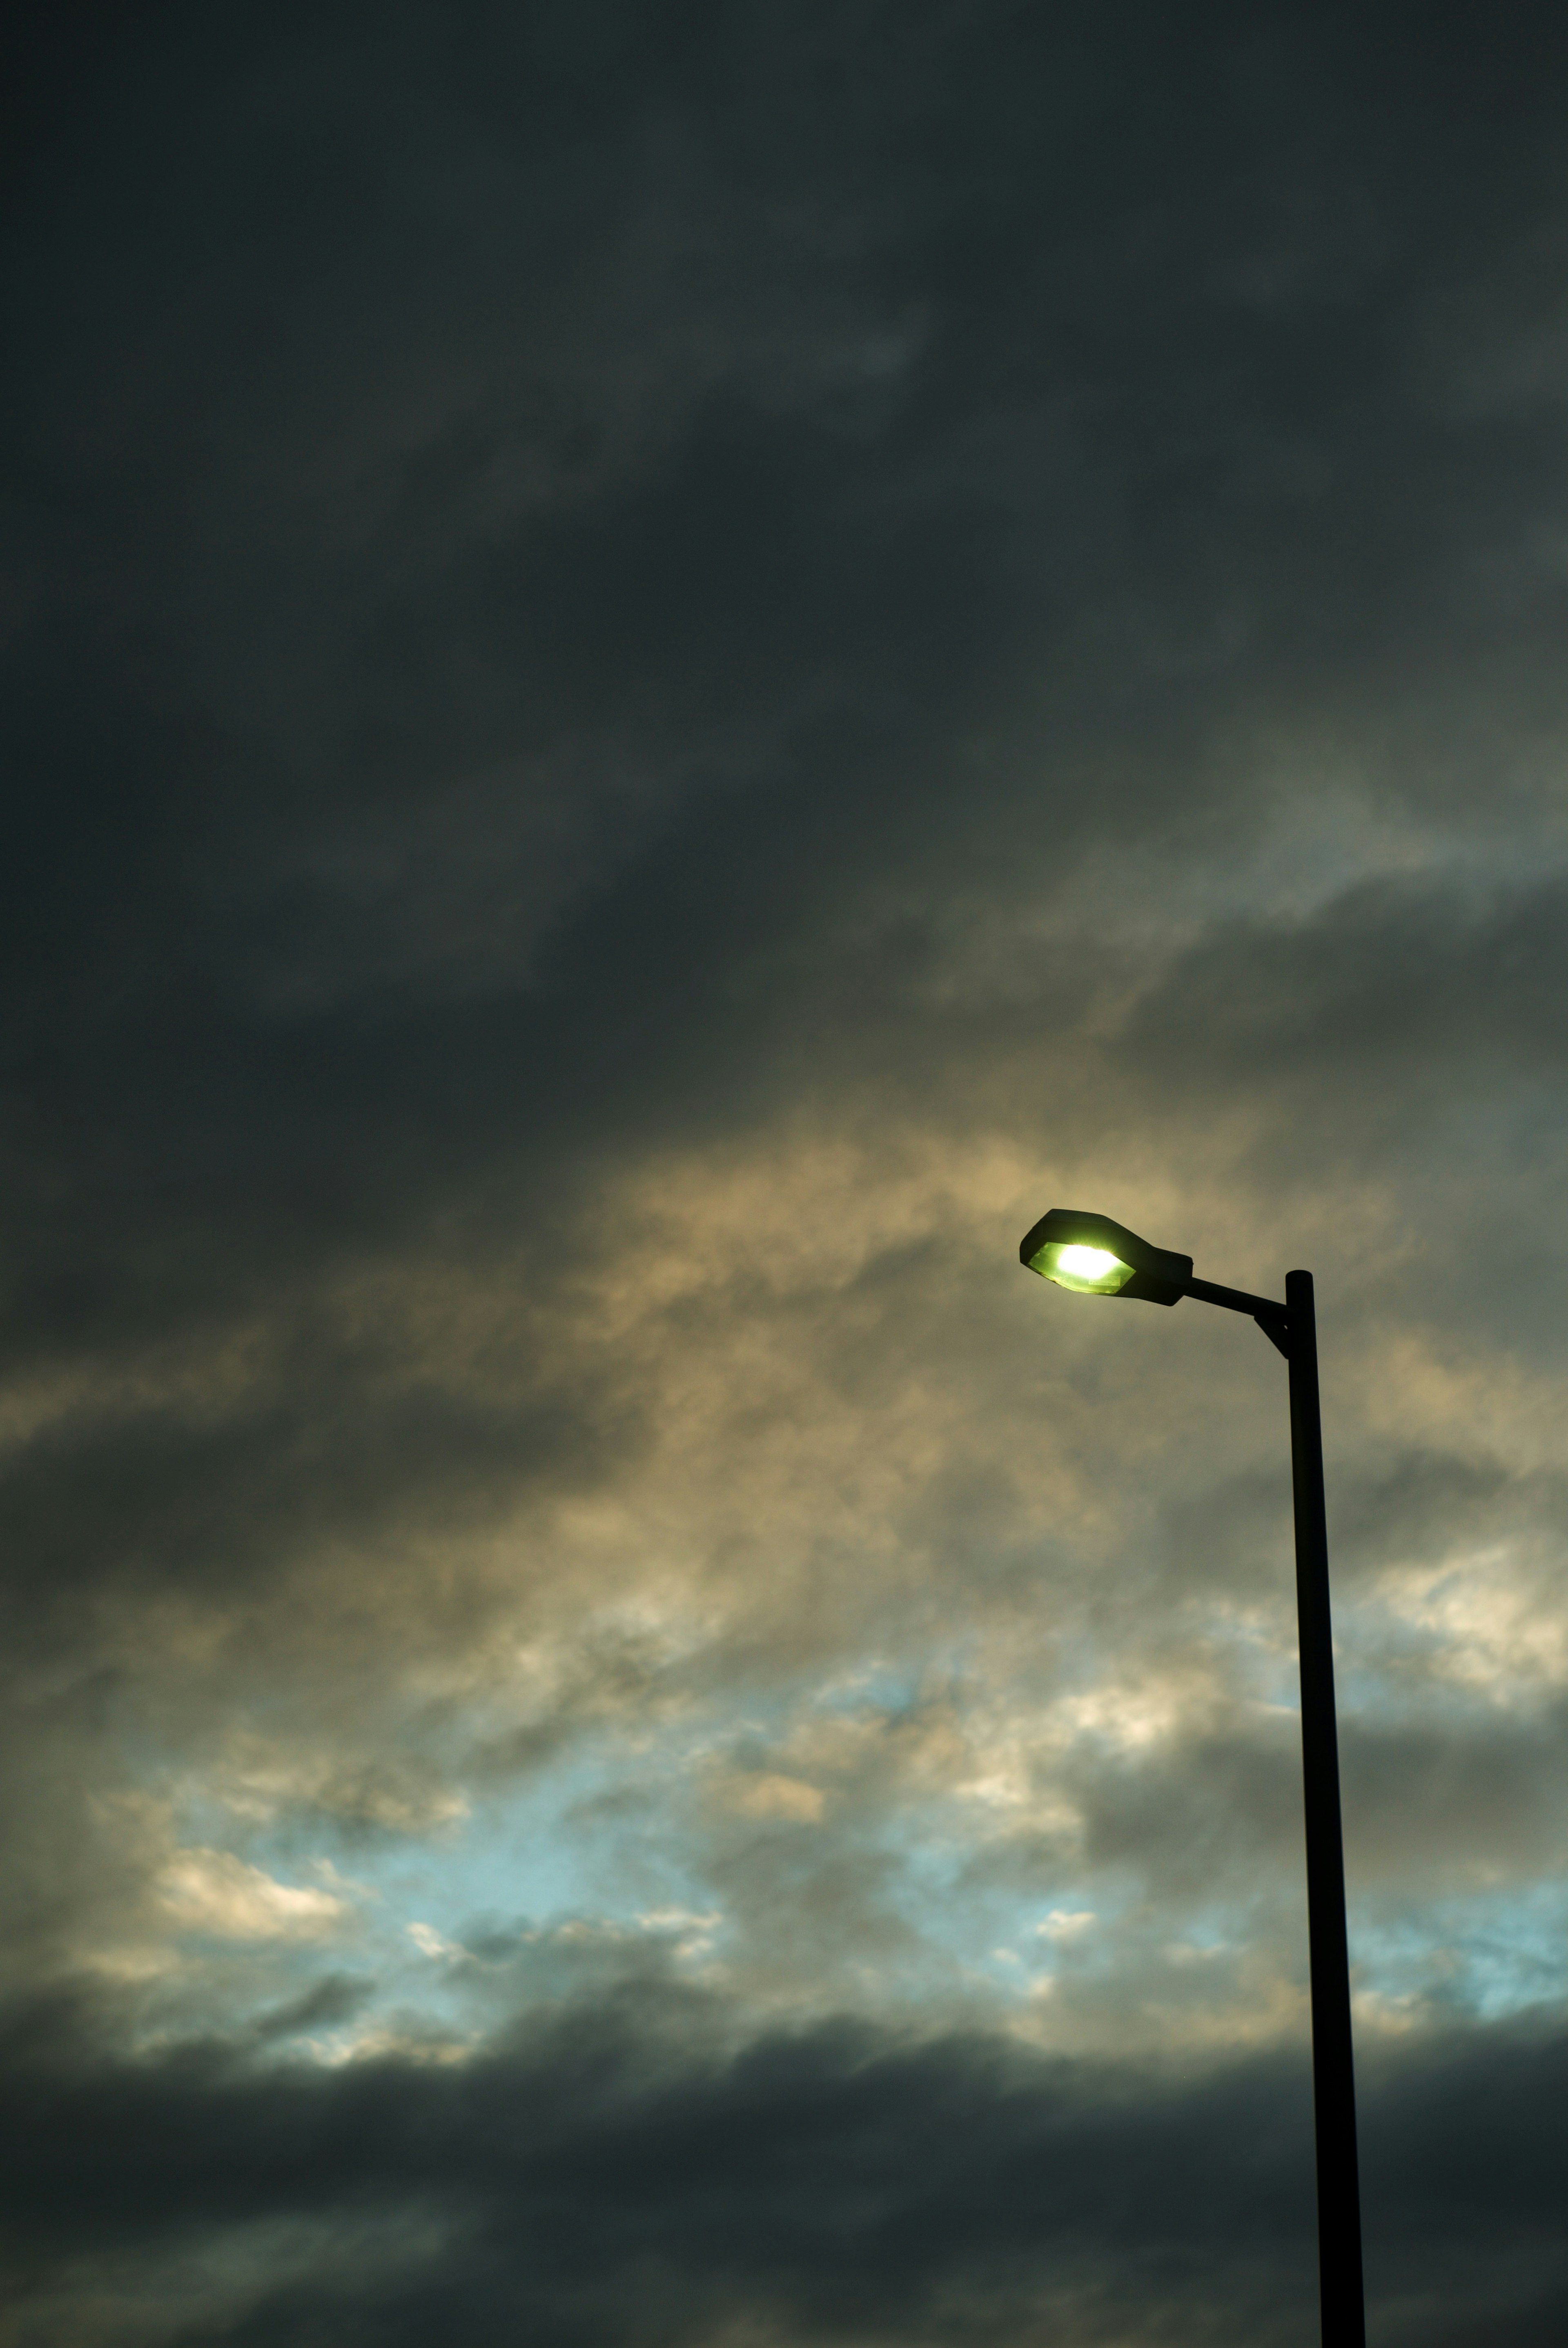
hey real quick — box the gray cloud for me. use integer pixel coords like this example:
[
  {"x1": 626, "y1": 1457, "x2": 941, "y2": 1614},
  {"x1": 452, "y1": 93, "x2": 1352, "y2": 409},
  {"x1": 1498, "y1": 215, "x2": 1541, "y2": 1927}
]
[{"x1": 3, "y1": 1983, "x2": 1566, "y2": 2347}]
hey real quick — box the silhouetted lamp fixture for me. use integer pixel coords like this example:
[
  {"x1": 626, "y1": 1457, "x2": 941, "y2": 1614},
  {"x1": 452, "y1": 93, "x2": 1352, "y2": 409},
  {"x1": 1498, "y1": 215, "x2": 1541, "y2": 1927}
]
[{"x1": 1018, "y1": 1206, "x2": 1365, "y2": 2348}]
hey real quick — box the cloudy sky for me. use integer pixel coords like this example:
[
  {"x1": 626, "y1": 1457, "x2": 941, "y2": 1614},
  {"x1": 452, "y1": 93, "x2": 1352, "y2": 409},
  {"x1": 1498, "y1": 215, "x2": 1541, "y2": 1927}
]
[{"x1": 5, "y1": 4, "x2": 1568, "y2": 2341}]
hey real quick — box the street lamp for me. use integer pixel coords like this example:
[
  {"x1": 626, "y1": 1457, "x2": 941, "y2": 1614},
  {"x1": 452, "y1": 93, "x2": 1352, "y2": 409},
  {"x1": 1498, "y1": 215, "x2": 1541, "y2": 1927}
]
[{"x1": 1019, "y1": 1206, "x2": 1364, "y2": 2348}]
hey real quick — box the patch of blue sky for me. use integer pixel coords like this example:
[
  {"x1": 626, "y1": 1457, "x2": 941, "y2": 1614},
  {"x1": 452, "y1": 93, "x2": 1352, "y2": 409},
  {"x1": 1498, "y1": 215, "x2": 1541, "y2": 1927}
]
[
  {"x1": 805, "y1": 1656, "x2": 927, "y2": 1717},
  {"x1": 840, "y1": 1784, "x2": 1136, "y2": 1986},
  {"x1": 157, "y1": 1657, "x2": 920, "y2": 1990},
  {"x1": 1163, "y1": 1901, "x2": 1244, "y2": 1957},
  {"x1": 1351, "y1": 1879, "x2": 1568, "y2": 2022},
  {"x1": 207, "y1": 1766, "x2": 732, "y2": 2061},
  {"x1": 359, "y1": 1740, "x2": 715, "y2": 1944},
  {"x1": 156, "y1": 1718, "x2": 712, "y2": 2014}
]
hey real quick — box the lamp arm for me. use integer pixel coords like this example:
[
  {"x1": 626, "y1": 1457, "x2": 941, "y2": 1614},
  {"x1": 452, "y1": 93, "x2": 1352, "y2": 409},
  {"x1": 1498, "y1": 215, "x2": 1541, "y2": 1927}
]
[{"x1": 1180, "y1": 1275, "x2": 1292, "y2": 1359}]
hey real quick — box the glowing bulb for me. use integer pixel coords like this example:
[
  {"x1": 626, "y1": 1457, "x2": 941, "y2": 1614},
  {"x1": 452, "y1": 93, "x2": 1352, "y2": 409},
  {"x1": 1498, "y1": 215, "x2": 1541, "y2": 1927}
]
[
  {"x1": 1028, "y1": 1240, "x2": 1137, "y2": 1294},
  {"x1": 1056, "y1": 1246, "x2": 1119, "y2": 1279}
]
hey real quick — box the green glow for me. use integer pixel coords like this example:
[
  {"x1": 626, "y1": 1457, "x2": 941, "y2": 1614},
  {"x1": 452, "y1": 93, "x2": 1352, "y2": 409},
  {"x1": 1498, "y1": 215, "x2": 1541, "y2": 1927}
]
[{"x1": 1026, "y1": 1240, "x2": 1137, "y2": 1295}]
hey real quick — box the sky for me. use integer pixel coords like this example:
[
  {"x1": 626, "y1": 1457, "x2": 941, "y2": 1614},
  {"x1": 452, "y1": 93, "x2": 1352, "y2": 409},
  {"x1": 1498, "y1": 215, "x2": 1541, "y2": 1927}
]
[{"x1": 4, "y1": 4, "x2": 1568, "y2": 2342}]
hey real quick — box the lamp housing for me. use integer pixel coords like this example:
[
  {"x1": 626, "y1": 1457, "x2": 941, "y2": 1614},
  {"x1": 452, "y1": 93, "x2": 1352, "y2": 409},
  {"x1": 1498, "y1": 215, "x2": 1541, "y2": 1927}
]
[{"x1": 1018, "y1": 1208, "x2": 1193, "y2": 1306}]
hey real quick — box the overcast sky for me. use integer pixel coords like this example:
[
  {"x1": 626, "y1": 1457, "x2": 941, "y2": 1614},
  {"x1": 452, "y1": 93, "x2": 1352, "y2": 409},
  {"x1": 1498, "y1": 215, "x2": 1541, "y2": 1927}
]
[{"x1": 4, "y1": 5, "x2": 1568, "y2": 2343}]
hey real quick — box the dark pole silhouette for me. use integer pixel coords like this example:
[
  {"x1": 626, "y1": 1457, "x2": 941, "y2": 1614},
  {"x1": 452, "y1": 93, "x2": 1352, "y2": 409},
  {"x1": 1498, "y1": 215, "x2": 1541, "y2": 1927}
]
[
  {"x1": 1018, "y1": 1211, "x2": 1364, "y2": 2348},
  {"x1": 1286, "y1": 1268, "x2": 1365, "y2": 2347}
]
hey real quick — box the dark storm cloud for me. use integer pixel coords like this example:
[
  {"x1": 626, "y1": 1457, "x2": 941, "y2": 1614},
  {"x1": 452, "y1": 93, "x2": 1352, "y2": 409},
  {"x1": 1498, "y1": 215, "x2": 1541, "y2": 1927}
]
[
  {"x1": 2, "y1": 1983, "x2": 1565, "y2": 2348},
  {"x1": 0, "y1": 1283, "x2": 624, "y2": 1655},
  {"x1": 1116, "y1": 874, "x2": 1568, "y2": 1137},
  {"x1": 7, "y1": 0, "x2": 1568, "y2": 1381}
]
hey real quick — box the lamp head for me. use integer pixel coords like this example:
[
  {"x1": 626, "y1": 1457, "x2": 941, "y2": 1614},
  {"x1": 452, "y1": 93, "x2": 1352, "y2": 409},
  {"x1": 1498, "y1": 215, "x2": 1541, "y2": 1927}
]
[{"x1": 1018, "y1": 1209, "x2": 1192, "y2": 1306}]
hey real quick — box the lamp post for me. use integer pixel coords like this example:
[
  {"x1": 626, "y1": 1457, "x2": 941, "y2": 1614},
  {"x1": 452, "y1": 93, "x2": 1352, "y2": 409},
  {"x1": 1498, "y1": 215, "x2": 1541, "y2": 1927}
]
[{"x1": 1018, "y1": 1207, "x2": 1364, "y2": 2348}]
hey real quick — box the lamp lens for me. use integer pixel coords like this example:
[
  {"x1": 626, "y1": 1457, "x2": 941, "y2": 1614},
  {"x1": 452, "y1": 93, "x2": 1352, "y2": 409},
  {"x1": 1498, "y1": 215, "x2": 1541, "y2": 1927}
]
[
  {"x1": 1057, "y1": 1246, "x2": 1119, "y2": 1279},
  {"x1": 1026, "y1": 1240, "x2": 1136, "y2": 1295}
]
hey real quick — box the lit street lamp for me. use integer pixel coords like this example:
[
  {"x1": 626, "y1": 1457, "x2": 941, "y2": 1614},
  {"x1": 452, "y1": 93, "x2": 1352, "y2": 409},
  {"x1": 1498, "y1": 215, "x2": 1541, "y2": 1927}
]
[{"x1": 1019, "y1": 1207, "x2": 1364, "y2": 2348}]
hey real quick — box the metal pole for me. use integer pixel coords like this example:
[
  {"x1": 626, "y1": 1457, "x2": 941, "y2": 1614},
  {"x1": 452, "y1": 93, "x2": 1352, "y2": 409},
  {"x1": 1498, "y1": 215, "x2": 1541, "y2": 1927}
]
[{"x1": 1285, "y1": 1269, "x2": 1365, "y2": 2347}]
